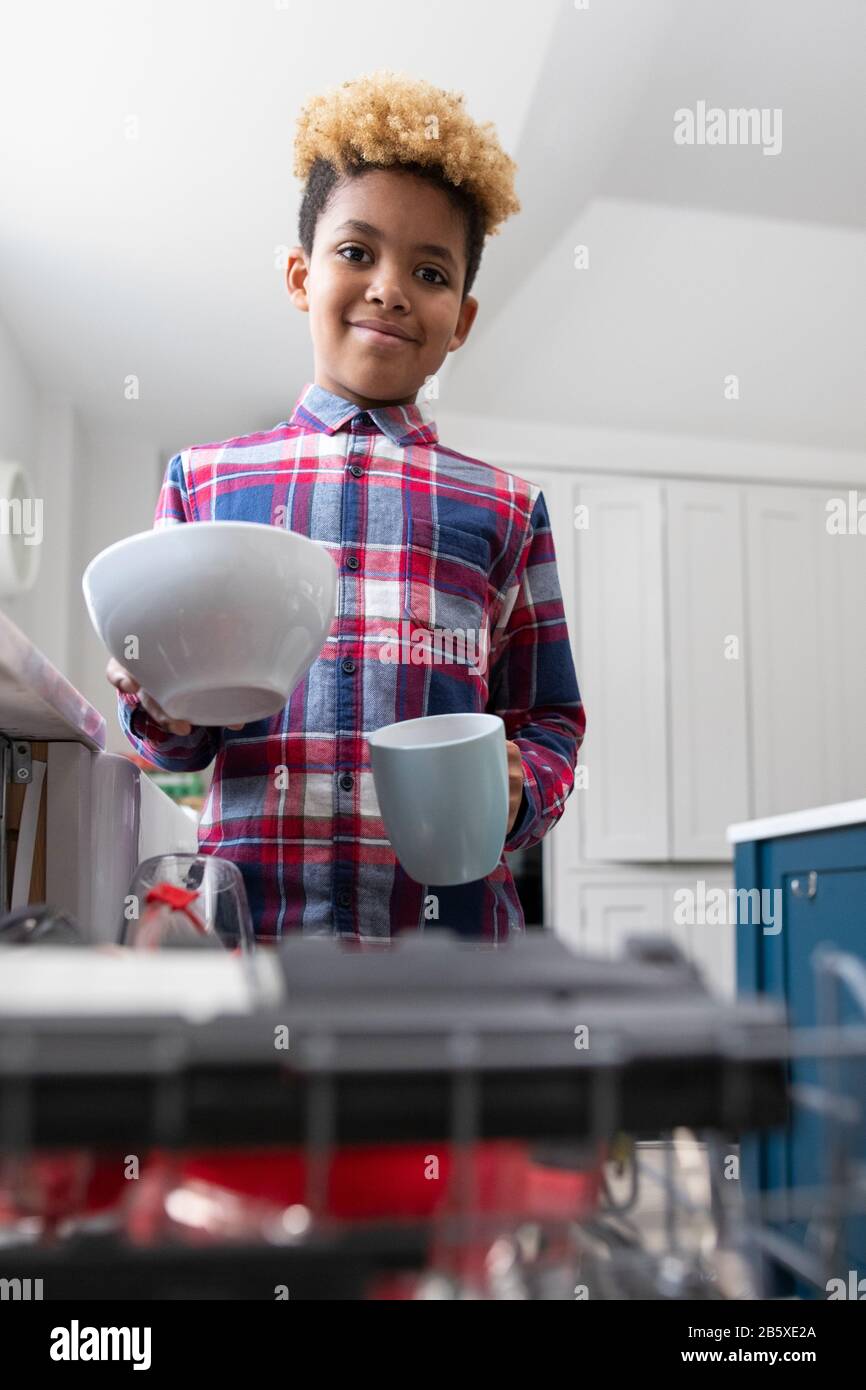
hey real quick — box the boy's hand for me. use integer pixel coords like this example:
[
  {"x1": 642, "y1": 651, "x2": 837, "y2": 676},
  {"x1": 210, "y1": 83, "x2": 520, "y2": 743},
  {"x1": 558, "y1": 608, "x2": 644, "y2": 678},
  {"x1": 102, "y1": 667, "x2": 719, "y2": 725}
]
[
  {"x1": 106, "y1": 658, "x2": 246, "y2": 734},
  {"x1": 505, "y1": 740, "x2": 524, "y2": 832}
]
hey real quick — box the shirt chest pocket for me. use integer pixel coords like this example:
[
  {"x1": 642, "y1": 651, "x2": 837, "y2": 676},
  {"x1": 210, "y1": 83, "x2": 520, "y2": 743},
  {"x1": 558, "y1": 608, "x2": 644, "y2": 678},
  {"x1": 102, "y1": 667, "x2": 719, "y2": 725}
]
[{"x1": 403, "y1": 516, "x2": 491, "y2": 664}]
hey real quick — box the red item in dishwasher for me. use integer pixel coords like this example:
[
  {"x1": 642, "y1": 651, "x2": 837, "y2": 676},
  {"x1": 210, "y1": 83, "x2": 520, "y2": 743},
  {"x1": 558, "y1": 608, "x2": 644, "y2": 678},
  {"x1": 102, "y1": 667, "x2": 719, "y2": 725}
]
[{"x1": 174, "y1": 1141, "x2": 604, "y2": 1221}]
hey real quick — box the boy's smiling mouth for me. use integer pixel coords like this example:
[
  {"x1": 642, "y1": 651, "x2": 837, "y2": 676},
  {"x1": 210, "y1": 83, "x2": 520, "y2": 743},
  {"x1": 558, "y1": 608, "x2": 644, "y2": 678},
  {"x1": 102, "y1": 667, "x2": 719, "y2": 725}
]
[{"x1": 348, "y1": 317, "x2": 419, "y2": 346}]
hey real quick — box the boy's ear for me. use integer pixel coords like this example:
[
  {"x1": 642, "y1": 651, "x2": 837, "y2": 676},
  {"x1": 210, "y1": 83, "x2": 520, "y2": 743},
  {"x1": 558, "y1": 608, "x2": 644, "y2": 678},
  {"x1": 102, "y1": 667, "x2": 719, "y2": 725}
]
[
  {"x1": 448, "y1": 294, "x2": 479, "y2": 353},
  {"x1": 285, "y1": 248, "x2": 310, "y2": 312}
]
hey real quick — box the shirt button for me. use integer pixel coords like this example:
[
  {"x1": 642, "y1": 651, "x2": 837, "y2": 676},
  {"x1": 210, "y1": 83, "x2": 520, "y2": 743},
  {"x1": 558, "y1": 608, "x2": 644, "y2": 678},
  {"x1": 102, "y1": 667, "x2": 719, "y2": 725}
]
[
  {"x1": 337, "y1": 889, "x2": 352, "y2": 908},
  {"x1": 341, "y1": 658, "x2": 355, "y2": 674},
  {"x1": 339, "y1": 773, "x2": 354, "y2": 790},
  {"x1": 346, "y1": 555, "x2": 360, "y2": 570},
  {"x1": 349, "y1": 464, "x2": 364, "y2": 478}
]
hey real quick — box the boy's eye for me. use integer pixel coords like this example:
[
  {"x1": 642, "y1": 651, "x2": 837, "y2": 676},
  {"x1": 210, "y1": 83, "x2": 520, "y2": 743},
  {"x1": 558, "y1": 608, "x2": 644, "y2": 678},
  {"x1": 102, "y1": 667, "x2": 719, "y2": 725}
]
[{"x1": 337, "y1": 245, "x2": 448, "y2": 286}]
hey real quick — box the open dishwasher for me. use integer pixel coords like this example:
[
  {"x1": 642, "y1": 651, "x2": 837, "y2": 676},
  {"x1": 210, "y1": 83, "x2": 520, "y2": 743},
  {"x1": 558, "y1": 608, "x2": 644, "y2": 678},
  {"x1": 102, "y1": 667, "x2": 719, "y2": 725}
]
[{"x1": 0, "y1": 929, "x2": 862, "y2": 1300}]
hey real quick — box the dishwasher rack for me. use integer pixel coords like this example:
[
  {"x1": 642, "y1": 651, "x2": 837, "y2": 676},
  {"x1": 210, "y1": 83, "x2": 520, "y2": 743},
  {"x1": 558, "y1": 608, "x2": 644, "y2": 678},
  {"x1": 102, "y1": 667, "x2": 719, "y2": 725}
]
[
  {"x1": 560, "y1": 945, "x2": 866, "y2": 1301},
  {"x1": 0, "y1": 938, "x2": 862, "y2": 1299}
]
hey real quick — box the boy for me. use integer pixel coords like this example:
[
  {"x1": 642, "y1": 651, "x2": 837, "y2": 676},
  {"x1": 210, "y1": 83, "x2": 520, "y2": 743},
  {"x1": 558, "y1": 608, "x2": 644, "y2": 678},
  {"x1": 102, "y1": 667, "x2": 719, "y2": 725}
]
[{"x1": 110, "y1": 70, "x2": 586, "y2": 941}]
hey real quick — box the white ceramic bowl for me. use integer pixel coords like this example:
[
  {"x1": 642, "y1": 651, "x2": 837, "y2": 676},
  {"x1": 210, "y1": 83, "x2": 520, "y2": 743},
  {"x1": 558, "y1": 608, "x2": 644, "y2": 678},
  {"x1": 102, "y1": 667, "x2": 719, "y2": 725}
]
[{"x1": 83, "y1": 521, "x2": 338, "y2": 726}]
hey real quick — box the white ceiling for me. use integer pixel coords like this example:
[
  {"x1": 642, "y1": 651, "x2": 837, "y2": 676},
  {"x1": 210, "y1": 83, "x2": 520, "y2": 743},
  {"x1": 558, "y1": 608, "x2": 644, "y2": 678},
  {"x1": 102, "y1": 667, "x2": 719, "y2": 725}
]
[{"x1": 0, "y1": 0, "x2": 863, "y2": 456}]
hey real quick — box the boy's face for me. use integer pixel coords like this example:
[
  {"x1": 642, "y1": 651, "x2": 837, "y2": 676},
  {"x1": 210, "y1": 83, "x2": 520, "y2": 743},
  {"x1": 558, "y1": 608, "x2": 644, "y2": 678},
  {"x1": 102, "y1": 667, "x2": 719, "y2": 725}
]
[{"x1": 286, "y1": 168, "x2": 479, "y2": 408}]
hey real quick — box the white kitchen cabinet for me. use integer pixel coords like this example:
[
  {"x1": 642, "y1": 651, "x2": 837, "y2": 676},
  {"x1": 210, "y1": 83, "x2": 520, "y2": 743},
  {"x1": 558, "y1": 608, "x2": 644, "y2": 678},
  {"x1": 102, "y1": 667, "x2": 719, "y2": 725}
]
[
  {"x1": 815, "y1": 491, "x2": 866, "y2": 804},
  {"x1": 574, "y1": 482, "x2": 669, "y2": 860},
  {"x1": 747, "y1": 484, "x2": 866, "y2": 818},
  {"x1": 666, "y1": 482, "x2": 750, "y2": 858},
  {"x1": 745, "y1": 488, "x2": 835, "y2": 818},
  {"x1": 565, "y1": 881, "x2": 667, "y2": 957},
  {"x1": 551, "y1": 869, "x2": 735, "y2": 998},
  {"x1": 506, "y1": 467, "x2": 866, "y2": 951}
]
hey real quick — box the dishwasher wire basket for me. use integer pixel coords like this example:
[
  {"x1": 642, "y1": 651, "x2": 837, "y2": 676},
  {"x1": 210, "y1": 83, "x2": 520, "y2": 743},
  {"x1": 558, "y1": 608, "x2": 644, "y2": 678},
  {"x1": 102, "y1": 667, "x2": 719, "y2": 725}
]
[{"x1": 0, "y1": 942, "x2": 863, "y2": 1300}]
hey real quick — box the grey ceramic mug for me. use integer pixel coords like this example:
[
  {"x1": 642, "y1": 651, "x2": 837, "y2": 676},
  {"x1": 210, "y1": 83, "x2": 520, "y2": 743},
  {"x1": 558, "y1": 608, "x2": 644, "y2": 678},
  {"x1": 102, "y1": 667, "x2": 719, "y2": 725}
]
[{"x1": 367, "y1": 712, "x2": 510, "y2": 885}]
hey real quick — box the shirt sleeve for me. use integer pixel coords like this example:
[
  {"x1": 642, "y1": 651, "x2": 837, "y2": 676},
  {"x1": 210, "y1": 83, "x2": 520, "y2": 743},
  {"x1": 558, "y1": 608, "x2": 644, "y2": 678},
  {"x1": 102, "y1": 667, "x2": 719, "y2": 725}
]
[
  {"x1": 115, "y1": 451, "x2": 222, "y2": 772},
  {"x1": 486, "y1": 488, "x2": 586, "y2": 854},
  {"x1": 116, "y1": 688, "x2": 222, "y2": 771}
]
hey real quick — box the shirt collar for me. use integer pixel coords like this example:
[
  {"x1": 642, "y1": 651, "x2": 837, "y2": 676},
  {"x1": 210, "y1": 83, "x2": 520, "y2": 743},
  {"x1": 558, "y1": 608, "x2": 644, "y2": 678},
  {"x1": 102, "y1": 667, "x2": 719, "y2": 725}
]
[{"x1": 287, "y1": 381, "x2": 438, "y2": 447}]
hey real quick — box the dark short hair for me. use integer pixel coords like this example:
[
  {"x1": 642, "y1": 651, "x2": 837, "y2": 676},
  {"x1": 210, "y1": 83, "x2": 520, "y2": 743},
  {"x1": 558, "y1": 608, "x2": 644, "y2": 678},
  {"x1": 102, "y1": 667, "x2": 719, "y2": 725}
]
[{"x1": 298, "y1": 157, "x2": 485, "y2": 300}]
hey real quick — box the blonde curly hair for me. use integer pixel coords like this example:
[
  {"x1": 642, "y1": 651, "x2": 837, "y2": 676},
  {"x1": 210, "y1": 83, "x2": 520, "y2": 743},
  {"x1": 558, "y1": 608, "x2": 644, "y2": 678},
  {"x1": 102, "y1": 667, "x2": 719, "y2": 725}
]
[{"x1": 294, "y1": 69, "x2": 520, "y2": 239}]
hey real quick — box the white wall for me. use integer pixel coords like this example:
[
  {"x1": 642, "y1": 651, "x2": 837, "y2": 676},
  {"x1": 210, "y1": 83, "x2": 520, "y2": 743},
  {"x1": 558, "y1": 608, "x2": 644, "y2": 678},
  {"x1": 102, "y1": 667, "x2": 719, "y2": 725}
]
[
  {"x1": 0, "y1": 311, "x2": 41, "y2": 645},
  {"x1": 33, "y1": 397, "x2": 78, "y2": 676},
  {"x1": 0, "y1": 304, "x2": 164, "y2": 752},
  {"x1": 0, "y1": 320, "x2": 83, "y2": 679},
  {"x1": 69, "y1": 424, "x2": 163, "y2": 752}
]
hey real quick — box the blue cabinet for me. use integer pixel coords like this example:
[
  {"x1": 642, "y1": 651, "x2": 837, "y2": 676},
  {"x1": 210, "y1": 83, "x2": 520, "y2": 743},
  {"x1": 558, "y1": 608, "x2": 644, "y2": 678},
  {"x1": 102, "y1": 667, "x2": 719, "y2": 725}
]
[{"x1": 731, "y1": 809, "x2": 866, "y2": 1292}]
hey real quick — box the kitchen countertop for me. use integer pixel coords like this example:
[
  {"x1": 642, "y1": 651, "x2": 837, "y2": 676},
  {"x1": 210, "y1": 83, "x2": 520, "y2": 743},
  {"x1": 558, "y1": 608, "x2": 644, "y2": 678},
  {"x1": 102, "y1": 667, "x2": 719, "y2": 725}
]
[
  {"x1": 0, "y1": 610, "x2": 105, "y2": 749},
  {"x1": 727, "y1": 799, "x2": 866, "y2": 844}
]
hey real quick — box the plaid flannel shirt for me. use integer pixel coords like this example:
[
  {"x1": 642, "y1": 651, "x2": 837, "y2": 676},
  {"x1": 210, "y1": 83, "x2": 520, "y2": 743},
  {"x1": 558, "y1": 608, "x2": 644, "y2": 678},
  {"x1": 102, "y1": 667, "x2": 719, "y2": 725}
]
[{"x1": 117, "y1": 382, "x2": 585, "y2": 940}]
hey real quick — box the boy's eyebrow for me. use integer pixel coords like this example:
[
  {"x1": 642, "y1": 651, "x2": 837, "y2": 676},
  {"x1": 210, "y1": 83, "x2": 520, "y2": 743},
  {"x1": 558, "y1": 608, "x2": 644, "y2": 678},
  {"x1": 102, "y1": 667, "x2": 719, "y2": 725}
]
[{"x1": 332, "y1": 219, "x2": 458, "y2": 271}]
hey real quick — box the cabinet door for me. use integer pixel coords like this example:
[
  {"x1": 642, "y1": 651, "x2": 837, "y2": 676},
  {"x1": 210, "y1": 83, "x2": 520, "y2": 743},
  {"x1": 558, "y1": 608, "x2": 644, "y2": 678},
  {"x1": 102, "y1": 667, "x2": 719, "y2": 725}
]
[
  {"x1": 553, "y1": 873, "x2": 735, "y2": 997},
  {"x1": 815, "y1": 492, "x2": 866, "y2": 804},
  {"x1": 746, "y1": 488, "x2": 835, "y2": 818},
  {"x1": 569, "y1": 882, "x2": 667, "y2": 957},
  {"x1": 575, "y1": 483, "x2": 669, "y2": 859},
  {"x1": 666, "y1": 483, "x2": 750, "y2": 858},
  {"x1": 782, "y1": 863, "x2": 866, "y2": 1265}
]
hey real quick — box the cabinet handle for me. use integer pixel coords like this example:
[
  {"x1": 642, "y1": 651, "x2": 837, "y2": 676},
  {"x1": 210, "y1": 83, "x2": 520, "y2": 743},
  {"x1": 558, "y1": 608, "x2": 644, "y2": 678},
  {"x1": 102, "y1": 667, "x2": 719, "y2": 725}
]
[{"x1": 790, "y1": 871, "x2": 817, "y2": 899}]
